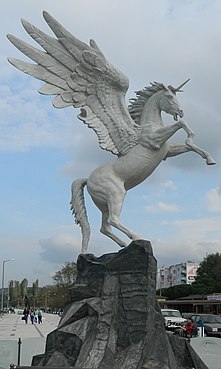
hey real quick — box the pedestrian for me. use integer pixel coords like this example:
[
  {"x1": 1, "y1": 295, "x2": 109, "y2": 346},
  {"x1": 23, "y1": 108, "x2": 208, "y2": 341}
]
[
  {"x1": 37, "y1": 308, "x2": 43, "y2": 323},
  {"x1": 30, "y1": 308, "x2": 35, "y2": 324},
  {"x1": 23, "y1": 307, "x2": 29, "y2": 324}
]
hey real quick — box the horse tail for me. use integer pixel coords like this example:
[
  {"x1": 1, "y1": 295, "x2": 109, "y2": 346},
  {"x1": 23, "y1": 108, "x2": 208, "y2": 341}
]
[{"x1": 70, "y1": 178, "x2": 90, "y2": 254}]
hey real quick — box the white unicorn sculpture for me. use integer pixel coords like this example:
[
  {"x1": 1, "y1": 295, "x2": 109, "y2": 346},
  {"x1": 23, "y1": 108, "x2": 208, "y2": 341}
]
[{"x1": 7, "y1": 11, "x2": 215, "y2": 253}]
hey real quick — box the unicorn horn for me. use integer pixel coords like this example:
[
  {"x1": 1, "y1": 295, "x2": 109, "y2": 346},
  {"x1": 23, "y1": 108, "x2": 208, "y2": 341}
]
[{"x1": 174, "y1": 78, "x2": 190, "y2": 92}]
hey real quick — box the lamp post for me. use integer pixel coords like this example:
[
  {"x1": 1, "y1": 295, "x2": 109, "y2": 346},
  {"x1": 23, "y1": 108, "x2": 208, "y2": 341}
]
[{"x1": 1, "y1": 259, "x2": 14, "y2": 314}]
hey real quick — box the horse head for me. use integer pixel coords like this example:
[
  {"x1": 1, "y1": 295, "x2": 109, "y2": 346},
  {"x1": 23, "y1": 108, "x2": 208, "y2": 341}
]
[
  {"x1": 158, "y1": 79, "x2": 190, "y2": 121},
  {"x1": 130, "y1": 79, "x2": 189, "y2": 125},
  {"x1": 158, "y1": 86, "x2": 184, "y2": 121}
]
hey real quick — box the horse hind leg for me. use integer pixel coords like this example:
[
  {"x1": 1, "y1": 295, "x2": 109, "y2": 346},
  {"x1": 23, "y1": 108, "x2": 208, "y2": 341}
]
[
  {"x1": 89, "y1": 182, "x2": 141, "y2": 247},
  {"x1": 109, "y1": 217, "x2": 141, "y2": 242},
  {"x1": 107, "y1": 193, "x2": 142, "y2": 242},
  {"x1": 100, "y1": 210, "x2": 127, "y2": 248}
]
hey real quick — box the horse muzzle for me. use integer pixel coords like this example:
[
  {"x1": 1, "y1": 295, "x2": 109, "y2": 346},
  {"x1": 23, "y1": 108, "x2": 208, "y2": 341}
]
[{"x1": 174, "y1": 110, "x2": 184, "y2": 120}]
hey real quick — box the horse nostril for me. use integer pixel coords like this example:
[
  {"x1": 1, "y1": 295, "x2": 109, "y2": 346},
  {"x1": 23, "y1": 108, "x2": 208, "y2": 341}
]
[{"x1": 179, "y1": 110, "x2": 184, "y2": 117}]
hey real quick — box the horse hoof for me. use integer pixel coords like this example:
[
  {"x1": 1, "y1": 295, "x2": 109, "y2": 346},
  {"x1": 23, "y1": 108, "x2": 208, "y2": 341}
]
[
  {"x1": 132, "y1": 234, "x2": 142, "y2": 241},
  {"x1": 119, "y1": 243, "x2": 127, "y2": 248},
  {"x1": 206, "y1": 158, "x2": 216, "y2": 165}
]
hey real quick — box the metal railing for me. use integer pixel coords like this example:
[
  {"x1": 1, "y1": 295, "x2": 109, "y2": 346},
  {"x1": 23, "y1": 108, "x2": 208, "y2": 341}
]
[
  {"x1": 9, "y1": 364, "x2": 89, "y2": 369},
  {"x1": 10, "y1": 366, "x2": 88, "y2": 369}
]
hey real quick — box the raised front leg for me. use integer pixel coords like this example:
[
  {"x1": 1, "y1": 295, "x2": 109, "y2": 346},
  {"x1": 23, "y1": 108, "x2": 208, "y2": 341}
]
[
  {"x1": 165, "y1": 144, "x2": 216, "y2": 165},
  {"x1": 141, "y1": 120, "x2": 195, "y2": 150}
]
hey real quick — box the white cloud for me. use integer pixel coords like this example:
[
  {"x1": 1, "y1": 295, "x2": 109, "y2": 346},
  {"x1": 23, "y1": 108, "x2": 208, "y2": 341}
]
[
  {"x1": 145, "y1": 201, "x2": 179, "y2": 213},
  {"x1": 39, "y1": 233, "x2": 80, "y2": 263},
  {"x1": 162, "y1": 180, "x2": 177, "y2": 191},
  {"x1": 0, "y1": 78, "x2": 80, "y2": 152},
  {"x1": 173, "y1": 217, "x2": 221, "y2": 241},
  {"x1": 158, "y1": 202, "x2": 179, "y2": 212},
  {"x1": 154, "y1": 238, "x2": 221, "y2": 267},
  {"x1": 206, "y1": 186, "x2": 221, "y2": 212}
]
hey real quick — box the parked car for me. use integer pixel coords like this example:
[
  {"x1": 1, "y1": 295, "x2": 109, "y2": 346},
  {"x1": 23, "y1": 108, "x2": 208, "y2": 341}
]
[
  {"x1": 182, "y1": 312, "x2": 195, "y2": 320},
  {"x1": 191, "y1": 314, "x2": 221, "y2": 337},
  {"x1": 161, "y1": 309, "x2": 187, "y2": 331}
]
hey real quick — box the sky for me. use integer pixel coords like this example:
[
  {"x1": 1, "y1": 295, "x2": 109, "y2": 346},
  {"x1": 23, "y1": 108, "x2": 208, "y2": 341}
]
[{"x1": 1, "y1": 0, "x2": 221, "y2": 287}]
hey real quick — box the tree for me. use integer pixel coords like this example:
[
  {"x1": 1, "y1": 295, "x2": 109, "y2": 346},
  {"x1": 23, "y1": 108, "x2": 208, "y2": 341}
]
[
  {"x1": 158, "y1": 253, "x2": 221, "y2": 299},
  {"x1": 32, "y1": 279, "x2": 39, "y2": 308},
  {"x1": 9, "y1": 280, "x2": 16, "y2": 307},
  {"x1": 9, "y1": 280, "x2": 20, "y2": 307},
  {"x1": 53, "y1": 262, "x2": 77, "y2": 286},
  {"x1": 20, "y1": 278, "x2": 28, "y2": 305},
  {"x1": 158, "y1": 284, "x2": 193, "y2": 300},
  {"x1": 9, "y1": 279, "x2": 30, "y2": 307},
  {"x1": 52, "y1": 262, "x2": 77, "y2": 308},
  {"x1": 193, "y1": 252, "x2": 221, "y2": 293}
]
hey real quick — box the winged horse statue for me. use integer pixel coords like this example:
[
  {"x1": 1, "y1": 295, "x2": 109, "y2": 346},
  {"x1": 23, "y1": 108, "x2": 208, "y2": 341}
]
[{"x1": 7, "y1": 11, "x2": 215, "y2": 254}]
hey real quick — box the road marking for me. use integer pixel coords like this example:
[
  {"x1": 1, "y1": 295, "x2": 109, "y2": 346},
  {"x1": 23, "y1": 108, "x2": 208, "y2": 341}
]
[{"x1": 33, "y1": 323, "x2": 44, "y2": 337}]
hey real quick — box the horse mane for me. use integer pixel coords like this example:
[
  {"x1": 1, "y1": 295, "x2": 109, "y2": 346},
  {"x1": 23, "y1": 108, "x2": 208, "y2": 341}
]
[{"x1": 128, "y1": 82, "x2": 167, "y2": 125}]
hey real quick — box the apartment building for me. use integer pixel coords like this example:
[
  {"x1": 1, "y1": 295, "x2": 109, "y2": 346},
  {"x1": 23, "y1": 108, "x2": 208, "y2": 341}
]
[{"x1": 157, "y1": 261, "x2": 199, "y2": 290}]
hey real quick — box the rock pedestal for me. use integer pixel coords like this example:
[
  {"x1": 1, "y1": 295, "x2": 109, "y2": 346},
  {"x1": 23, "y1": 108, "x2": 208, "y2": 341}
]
[{"x1": 32, "y1": 240, "x2": 208, "y2": 369}]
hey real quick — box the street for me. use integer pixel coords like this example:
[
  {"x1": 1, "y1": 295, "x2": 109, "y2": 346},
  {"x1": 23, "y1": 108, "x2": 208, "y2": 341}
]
[{"x1": 0, "y1": 312, "x2": 60, "y2": 368}]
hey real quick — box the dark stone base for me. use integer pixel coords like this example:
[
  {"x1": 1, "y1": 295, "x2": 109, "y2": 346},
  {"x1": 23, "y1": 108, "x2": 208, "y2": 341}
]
[{"x1": 32, "y1": 240, "x2": 208, "y2": 368}]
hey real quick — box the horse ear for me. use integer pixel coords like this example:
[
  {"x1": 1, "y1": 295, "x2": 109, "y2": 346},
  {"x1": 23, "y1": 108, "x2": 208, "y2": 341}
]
[
  {"x1": 167, "y1": 85, "x2": 177, "y2": 94},
  {"x1": 162, "y1": 84, "x2": 170, "y2": 92}
]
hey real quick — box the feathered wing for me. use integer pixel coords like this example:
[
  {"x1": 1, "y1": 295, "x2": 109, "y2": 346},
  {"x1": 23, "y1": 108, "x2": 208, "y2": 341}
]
[{"x1": 7, "y1": 11, "x2": 141, "y2": 155}]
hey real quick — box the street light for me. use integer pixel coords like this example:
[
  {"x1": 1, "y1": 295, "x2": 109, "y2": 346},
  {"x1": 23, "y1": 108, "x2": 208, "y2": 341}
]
[{"x1": 1, "y1": 259, "x2": 15, "y2": 314}]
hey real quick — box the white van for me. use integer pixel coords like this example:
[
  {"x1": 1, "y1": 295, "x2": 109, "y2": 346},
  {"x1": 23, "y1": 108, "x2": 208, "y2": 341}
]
[{"x1": 161, "y1": 309, "x2": 187, "y2": 330}]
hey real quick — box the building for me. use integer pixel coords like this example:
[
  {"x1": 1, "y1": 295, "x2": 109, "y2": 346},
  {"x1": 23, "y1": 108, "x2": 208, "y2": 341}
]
[
  {"x1": 157, "y1": 261, "x2": 199, "y2": 290},
  {"x1": 158, "y1": 294, "x2": 221, "y2": 315}
]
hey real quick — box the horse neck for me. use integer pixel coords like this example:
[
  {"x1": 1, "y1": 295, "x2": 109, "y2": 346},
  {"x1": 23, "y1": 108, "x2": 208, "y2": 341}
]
[{"x1": 139, "y1": 95, "x2": 163, "y2": 129}]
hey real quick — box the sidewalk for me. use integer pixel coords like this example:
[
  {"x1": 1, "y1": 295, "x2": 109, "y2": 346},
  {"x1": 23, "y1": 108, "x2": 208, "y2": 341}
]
[
  {"x1": 191, "y1": 337, "x2": 221, "y2": 369},
  {"x1": 0, "y1": 312, "x2": 60, "y2": 368}
]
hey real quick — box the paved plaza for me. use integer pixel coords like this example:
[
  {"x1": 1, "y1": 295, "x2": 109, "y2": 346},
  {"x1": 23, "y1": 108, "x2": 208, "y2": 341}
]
[
  {"x1": 0, "y1": 312, "x2": 60, "y2": 368},
  {"x1": 1, "y1": 311, "x2": 221, "y2": 369}
]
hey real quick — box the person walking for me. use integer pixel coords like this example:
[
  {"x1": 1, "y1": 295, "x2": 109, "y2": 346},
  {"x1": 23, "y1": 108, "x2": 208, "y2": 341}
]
[
  {"x1": 30, "y1": 308, "x2": 35, "y2": 324},
  {"x1": 23, "y1": 307, "x2": 29, "y2": 324},
  {"x1": 37, "y1": 308, "x2": 43, "y2": 324}
]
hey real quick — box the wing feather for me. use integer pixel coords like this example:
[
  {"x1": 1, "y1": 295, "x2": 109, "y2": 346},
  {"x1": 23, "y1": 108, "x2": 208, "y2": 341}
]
[
  {"x1": 7, "y1": 35, "x2": 71, "y2": 80},
  {"x1": 42, "y1": 11, "x2": 97, "y2": 59},
  {"x1": 21, "y1": 19, "x2": 79, "y2": 68},
  {"x1": 7, "y1": 11, "x2": 141, "y2": 155},
  {"x1": 8, "y1": 57, "x2": 67, "y2": 91}
]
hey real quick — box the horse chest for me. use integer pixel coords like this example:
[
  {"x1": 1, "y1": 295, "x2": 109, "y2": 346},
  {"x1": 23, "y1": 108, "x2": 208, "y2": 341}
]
[{"x1": 119, "y1": 144, "x2": 168, "y2": 189}]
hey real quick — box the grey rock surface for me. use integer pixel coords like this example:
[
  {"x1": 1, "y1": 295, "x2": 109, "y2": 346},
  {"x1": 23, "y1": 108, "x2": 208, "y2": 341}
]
[{"x1": 32, "y1": 240, "x2": 208, "y2": 368}]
